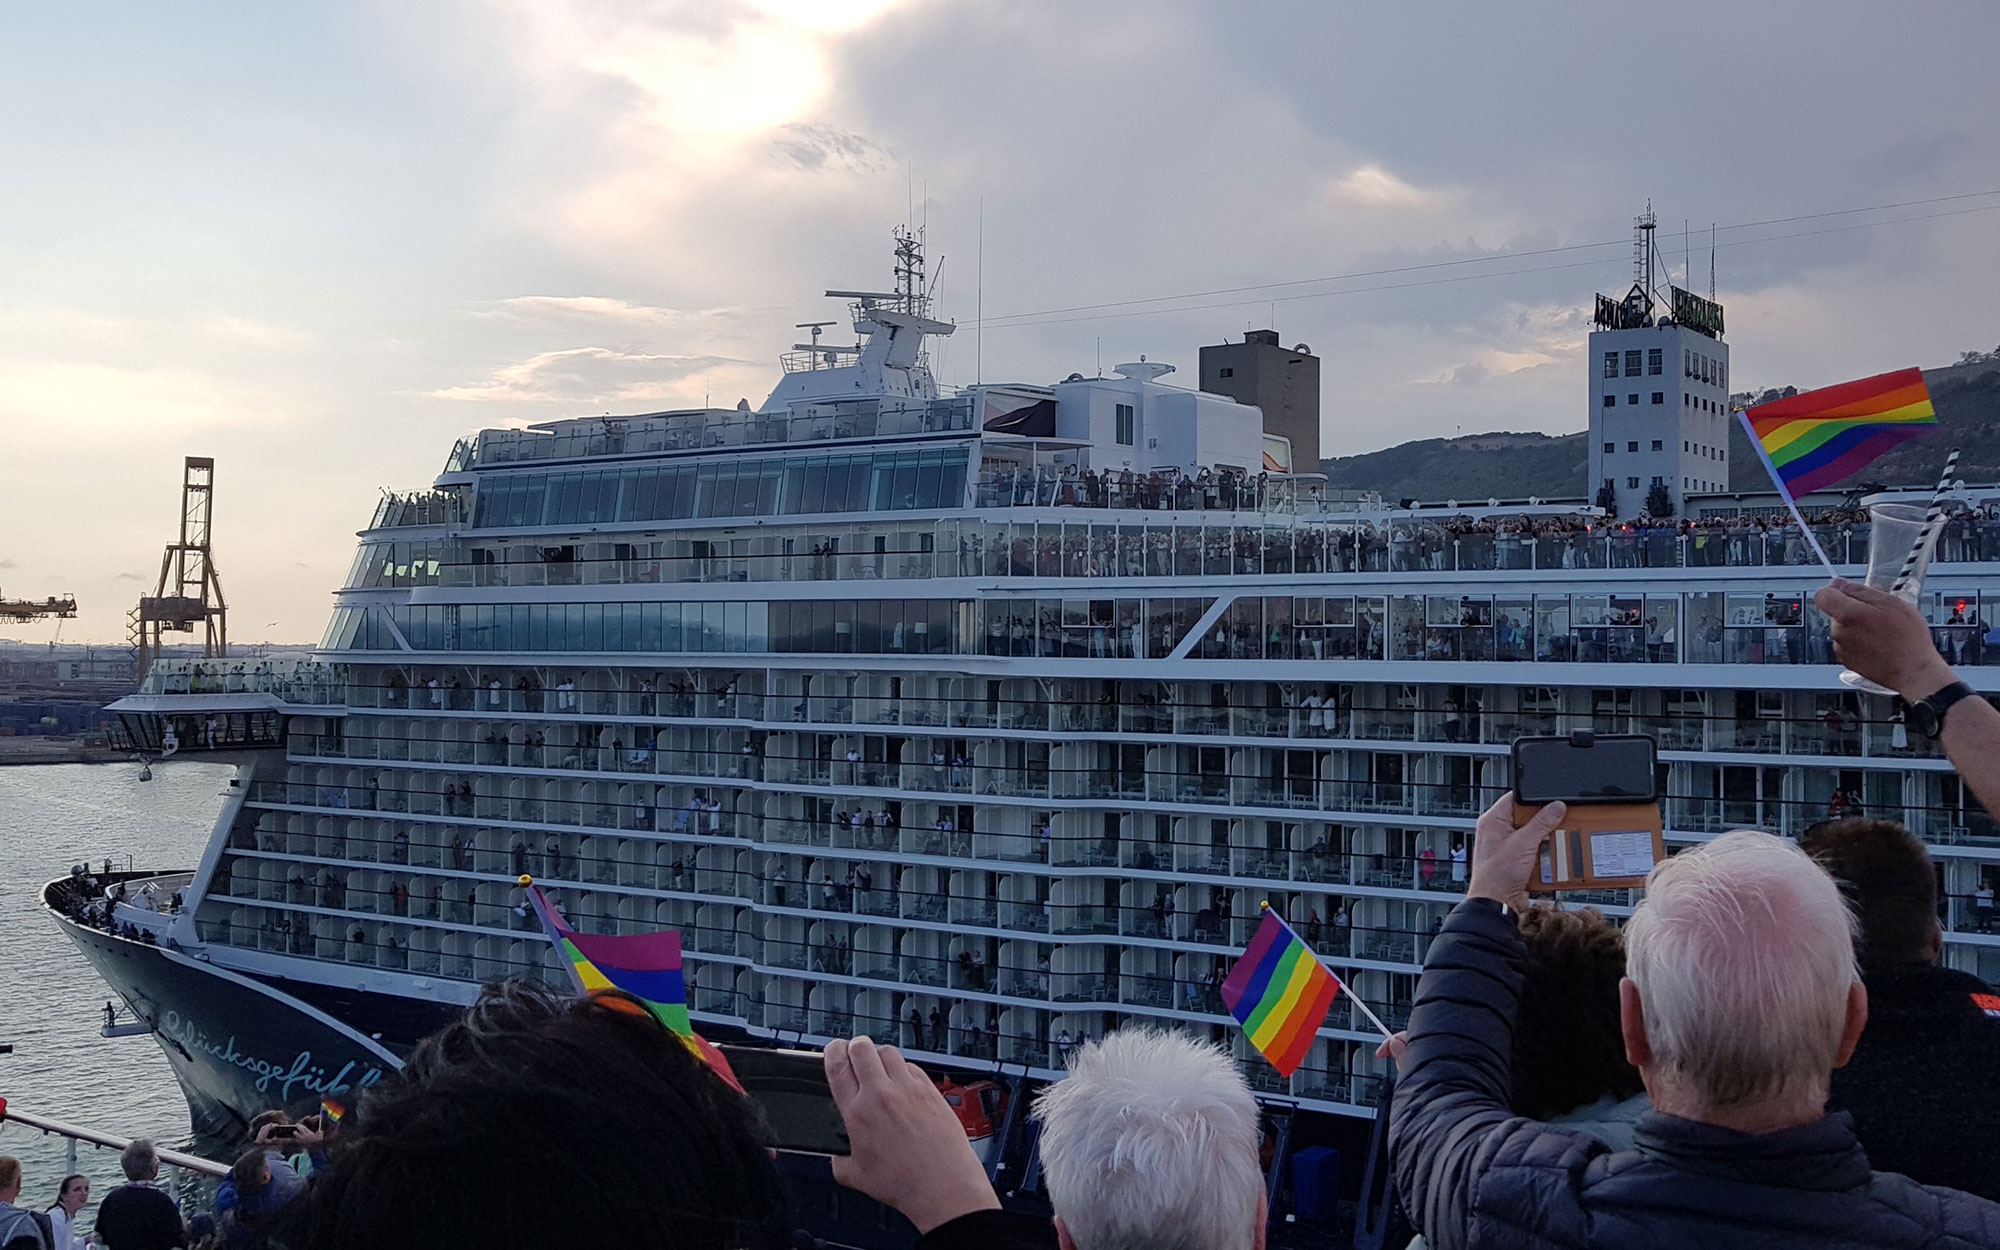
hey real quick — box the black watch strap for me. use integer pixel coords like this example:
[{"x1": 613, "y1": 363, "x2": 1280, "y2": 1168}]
[{"x1": 1913, "y1": 680, "x2": 1976, "y2": 738}]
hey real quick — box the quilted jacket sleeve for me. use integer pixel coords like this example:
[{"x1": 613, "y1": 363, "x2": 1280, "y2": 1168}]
[{"x1": 1388, "y1": 898, "x2": 1606, "y2": 1250}]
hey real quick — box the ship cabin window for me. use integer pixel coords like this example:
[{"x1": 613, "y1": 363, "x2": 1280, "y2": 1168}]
[
  {"x1": 1219, "y1": 367, "x2": 1234, "y2": 378},
  {"x1": 1604, "y1": 442, "x2": 1615, "y2": 454},
  {"x1": 1114, "y1": 403, "x2": 1135, "y2": 447},
  {"x1": 1624, "y1": 350, "x2": 1642, "y2": 377},
  {"x1": 1626, "y1": 477, "x2": 1639, "y2": 489},
  {"x1": 1603, "y1": 352, "x2": 1618, "y2": 378},
  {"x1": 1651, "y1": 440, "x2": 1664, "y2": 452},
  {"x1": 1603, "y1": 395, "x2": 1615, "y2": 408},
  {"x1": 1652, "y1": 392, "x2": 1665, "y2": 405},
  {"x1": 1627, "y1": 441, "x2": 1639, "y2": 452},
  {"x1": 1647, "y1": 348, "x2": 1663, "y2": 375},
  {"x1": 1628, "y1": 394, "x2": 1639, "y2": 406}
]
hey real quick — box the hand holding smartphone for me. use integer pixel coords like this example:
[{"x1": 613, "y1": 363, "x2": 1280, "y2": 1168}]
[
  {"x1": 716, "y1": 1044, "x2": 851, "y2": 1156},
  {"x1": 1510, "y1": 732, "x2": 1664, "y2": 890}
]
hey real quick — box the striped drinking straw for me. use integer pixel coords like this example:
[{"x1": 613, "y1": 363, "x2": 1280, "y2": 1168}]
[{"x1": 1891, "y1": 447, "x2": 1961, "y2": 597}]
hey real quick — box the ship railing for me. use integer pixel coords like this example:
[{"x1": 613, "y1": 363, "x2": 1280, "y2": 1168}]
[
  {"x1": 0, "y1": 1099, "x2": 228, "y2": 1179},
  {"x1": 367, "y1": 486, "x2": 469, "y2": 530},
  {"x1": 373, "y1": 509, "x2": 2000, "y2": 591},
  {"x1": 235, "y1": 764, "x2": 1995, "y2": 874},
  {"x1": 463, "y1": 397, "x2": 976, "y2": 469},
  {"x1": 139, "y1": 656, "x2": 343, "y2": 703}
]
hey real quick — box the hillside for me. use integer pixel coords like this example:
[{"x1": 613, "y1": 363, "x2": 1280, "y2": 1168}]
[
  {"x1": 1318, "y1": 363, "x2": 2000, "y2": 505},
  {"x1": 1318, "y1": 430, "x2": 1587, "y2": 502}
]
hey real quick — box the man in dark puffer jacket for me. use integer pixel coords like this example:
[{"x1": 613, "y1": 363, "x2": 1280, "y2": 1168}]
[{"x1": 1391, "y1": 794, "x2": 2000, "y2": 1250}]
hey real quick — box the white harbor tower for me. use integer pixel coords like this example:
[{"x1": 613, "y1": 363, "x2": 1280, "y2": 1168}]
[{"x1": 1586, "y1": 209, "x2": 1731, "y2": 519}]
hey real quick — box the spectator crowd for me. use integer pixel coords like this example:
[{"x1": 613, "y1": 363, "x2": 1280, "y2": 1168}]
[{"x1": 14, "y1": 580, "x2": 2000, "y2": 1250}]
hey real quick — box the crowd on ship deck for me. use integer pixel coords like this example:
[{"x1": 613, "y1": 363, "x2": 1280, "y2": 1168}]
[
  {"x1": 53, "y1": 866, "x2": 182, "y2": 947},
  {"x1": 21, "y1": 582, "x2": 2000, "y2": 1249}
]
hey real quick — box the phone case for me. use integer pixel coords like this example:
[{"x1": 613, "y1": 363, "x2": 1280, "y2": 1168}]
[{"x1": 1519, "y1": 799, "x2": 1665, "y2": 890}]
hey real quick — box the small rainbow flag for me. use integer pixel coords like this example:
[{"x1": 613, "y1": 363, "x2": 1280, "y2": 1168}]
[
  {"x1": 526, "y1": 883, "x2": 741, "y2": 1092},
  {"x1": 318, "y1": 1098, "x2": 346, "y2": 1124},
  {"x1": 1743, "y1": 367, "x2": 1937, "y2": 497},
  {"x1": 1221, "y1": 907, "x2": 1340, "y2": 1078}
]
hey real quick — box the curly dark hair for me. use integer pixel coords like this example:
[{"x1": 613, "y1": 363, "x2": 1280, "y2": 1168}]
[
  {"x1": 281, "y1": 981, "x2": 790, "y2": 1250},
  {"x1": 1799, "y1": 817, "x2": 1937, "y2": 968},
  {"x1": 1511, "y1": 904, "x2": 1644, "y2": 1120}
]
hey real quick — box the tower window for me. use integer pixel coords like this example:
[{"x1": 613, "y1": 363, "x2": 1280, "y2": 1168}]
[
  {"x1": 1624, "y1": 350, "x2": 1642, "y2": 377},
  {"x1": 1627, "y1": 477, "x2": 1640, "y2": 489},
  {"x1": 1603, "y1": 395, "x2": 1616, "y2": 408},
  {"x1": 1627, "y1": 441, "x2": 1639, "y2": 452},
  {"x1": 1115, "y1": 402, "x2": 1135, "y2": 446},
  {"x1": 1651, "y1": 440, "x2": 1663, "y2": 451},
  {"x1": 1628, "y1": 394, "x2": 1639, "y2": 406},
  {"x1": 1604, "y1": 442, "x2": 1615, "y2": 454},
  {"x1": 1651, "y1": 392, "x2": 1664, "y2": 405},
  {"x1": 1603, "y1": 352, "x2": 1618, "y2": 378},
  {"x1": 1647, "y1": 347, "x2": 1663, "y2": 375},
  {"x1": 1218, "y1": 367, "x2": 1234, "y2": 378}
]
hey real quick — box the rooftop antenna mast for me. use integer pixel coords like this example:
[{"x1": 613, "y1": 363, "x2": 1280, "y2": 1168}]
[
  {"x1": 1710, "y1": 221, "x2": 1716, "y2": 300},
  {"x1": 1635, "y1": 201, "x2": 1657, "y2": 295},
  {"x1": 892, "y1": 224, "x2": 928, "y2": 318}
]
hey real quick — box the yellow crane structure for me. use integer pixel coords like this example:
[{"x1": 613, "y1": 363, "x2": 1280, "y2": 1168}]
[{"x1": 131, "y1": 455, "x2": 228, "y2": 674}]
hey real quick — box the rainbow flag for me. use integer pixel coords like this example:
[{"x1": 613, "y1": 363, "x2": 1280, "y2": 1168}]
[
  {"x1": 318, "y1": 1098, "x2": 346, "y2": 1124},
  {"x1": 1743, "y1": 367, "x2": 1937, "y2": 497},
  {"x1": 1221, "y1": 908, "x2": 1340, "y2": 1078},
  {"x1": 526, "y1": 884, "x2": 741, "y2": 1091}
]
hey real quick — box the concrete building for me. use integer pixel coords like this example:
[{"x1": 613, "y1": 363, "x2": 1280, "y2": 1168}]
[
  {"x1": 1199, "y1": 330, "x2": 1321, "y2": 473},
  {"x1": 1586, "y1": 282, "x2": 1732, "y2": 519}
]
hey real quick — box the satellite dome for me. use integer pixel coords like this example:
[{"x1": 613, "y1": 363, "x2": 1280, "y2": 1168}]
[{"x1": 1294, "y1": 344, "x2": 1311, "y2": 354}]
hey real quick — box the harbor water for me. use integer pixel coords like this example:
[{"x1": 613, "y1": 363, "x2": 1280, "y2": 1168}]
[{"x1": 0, "y1": 760, "x2": 232, "y2": 1217}]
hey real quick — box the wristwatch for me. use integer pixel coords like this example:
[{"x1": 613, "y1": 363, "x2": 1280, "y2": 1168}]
[{"x1": 1909, "y1": 680, "x2": 1976, "y2": 738}]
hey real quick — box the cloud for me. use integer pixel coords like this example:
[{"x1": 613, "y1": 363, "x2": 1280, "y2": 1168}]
[
  {"x1": 479, "y1": 296, "x2": 748, "y2": 330},
  {"x1": 768, "y1": 122, "x2": 897, "y2": 174},
  {"x1": 428, "y1": 346, "x2": 748, "y2": 403},
  {"x1": 114, "y1": 572, "x2": 144, "y2": 582},
  {"x1": 1331, "y1": 164, "x2": 1438, "y2": 209},
  {"x1": 0, "y1": 559, "x2": 14, "y2": 569}
]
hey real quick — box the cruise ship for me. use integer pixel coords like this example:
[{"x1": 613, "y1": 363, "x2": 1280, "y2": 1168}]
[{"x1": 46, "y1": 235, "x2": 2000, "y2": 1167}]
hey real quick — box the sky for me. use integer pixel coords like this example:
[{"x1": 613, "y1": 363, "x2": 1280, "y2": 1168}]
[{"x1": 2, "y1": 0, "x2": 1997, "y2": 644}]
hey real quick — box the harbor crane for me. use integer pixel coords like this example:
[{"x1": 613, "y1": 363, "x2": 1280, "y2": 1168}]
[
  {"x1": 0, "y1": 592, "x2": 77, "y2": 622},
  {"x1": 130, "y1": 456, "x2": 228, "y2": 673}
]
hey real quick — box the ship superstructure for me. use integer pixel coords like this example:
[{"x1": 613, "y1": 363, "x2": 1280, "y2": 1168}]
[{"x1": 60, "y1": 239, "x2": 2000, "y2": 1136}]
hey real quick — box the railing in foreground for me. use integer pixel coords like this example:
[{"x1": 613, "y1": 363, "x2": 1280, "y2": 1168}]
[{"x1": 0, "y1": 1097, "x2": 227, "y2": 1177}]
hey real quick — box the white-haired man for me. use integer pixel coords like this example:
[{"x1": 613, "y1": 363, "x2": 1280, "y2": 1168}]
[
  {"x1": 825, "y1": 1029, "x2": 1264, "y2": 1250},
  {"x1": 1034, "y1": 1030, "x2": 1264, "y2": 1250},
  {"x1": 1391, "y1": 794, "x2": 2000, "y2": 1249}
]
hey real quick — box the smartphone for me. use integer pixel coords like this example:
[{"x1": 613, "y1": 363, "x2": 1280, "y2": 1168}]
[
  {"x1": 716, "y1": 1044, "x2": 850, "y2": 1156},
  {"x1": 266, "y1": 1124, "x2": 300, "y2": 1140},
  {"x1": 1511, "y1": 733, "x2": 1658, "y2": 806}
]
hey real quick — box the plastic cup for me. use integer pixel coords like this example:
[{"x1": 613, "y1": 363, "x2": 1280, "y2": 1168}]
[{"x1": 1841, "y1": 502, "x2": 1941, "y2": 696}]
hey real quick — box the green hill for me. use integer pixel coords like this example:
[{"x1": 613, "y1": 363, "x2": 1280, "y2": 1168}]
[{"x1": 1318, "y1": 431, "x2": 1587, "y2": 503}]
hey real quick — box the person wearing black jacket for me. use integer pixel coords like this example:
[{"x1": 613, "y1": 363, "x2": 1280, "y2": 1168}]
[
  {"x1": 1803, "y1": 817, "x2": 2000, "y2": 1202},
  {"x1": 94, "y1": 1141, "x2": 185, "y2": 1250},
  {"x1": 1391, "y1": 794, "x2": 2000, "y2": 1250}
]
